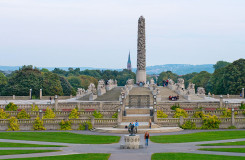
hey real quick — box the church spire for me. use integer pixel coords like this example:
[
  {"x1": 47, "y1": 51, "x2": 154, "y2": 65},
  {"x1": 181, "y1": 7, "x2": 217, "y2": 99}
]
[{"x1": 127, "y1": 51, "x2": 132, "y2": 71}]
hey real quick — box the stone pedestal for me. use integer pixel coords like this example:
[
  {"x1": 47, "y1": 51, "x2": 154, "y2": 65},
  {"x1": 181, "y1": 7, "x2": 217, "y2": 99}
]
[
  {"x1": 89, "y1": 94, "x2": 97, "y2": 101},
  {"x1": 120, "y1": 135, "x2": 142, "y2": 149},
  {"x1": 136, "y1": 70, "x2": 146, "y2": 84}
]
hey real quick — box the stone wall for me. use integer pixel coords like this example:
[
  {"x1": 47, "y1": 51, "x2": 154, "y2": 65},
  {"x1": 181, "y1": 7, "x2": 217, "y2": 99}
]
[
  {"x1": 0, "y1": 96, "x2": 72, "y2": 100},
  {"x1": 0, "y1": 118, "x2": 117, "y2": 131}
]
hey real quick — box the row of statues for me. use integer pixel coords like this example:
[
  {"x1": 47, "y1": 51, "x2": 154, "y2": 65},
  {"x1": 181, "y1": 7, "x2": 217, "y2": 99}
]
[{"x1": 76, "y1": 79, "x2": 117, "y2": 100}]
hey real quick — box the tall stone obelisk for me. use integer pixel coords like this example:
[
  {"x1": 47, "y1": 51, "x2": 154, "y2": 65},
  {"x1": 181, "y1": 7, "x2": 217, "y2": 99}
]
[{"x1": 136, "y1": 16, "x2": 146, "y2": 83}]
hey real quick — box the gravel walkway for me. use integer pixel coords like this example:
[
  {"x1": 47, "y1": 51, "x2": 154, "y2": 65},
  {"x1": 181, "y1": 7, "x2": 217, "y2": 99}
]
[{"x1": 0, "y1": 130, "x2": 245, "y2": 160}]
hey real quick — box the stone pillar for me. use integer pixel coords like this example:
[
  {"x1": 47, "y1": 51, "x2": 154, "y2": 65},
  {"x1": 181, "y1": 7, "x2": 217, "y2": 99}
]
[
  {"x1": 99, "y1": 102, "x2": 103, "y2": 111},
  {"x1": 29, "y1": 89, "x2": 32, "y2": 99},
  {"x1": 242, "y1": 88, "x2": 244, "y2": 98},
  {"x1": 77, "y1": 102, "x2": 81, "y2": 110},
  {"x1": 227, "y1": 94, "x2": 229, "y2": 98},
  {"x1": 13, "y1": 95, "x2": 15, "y2": 100},
  {"x1": 231, "y1": 108, "x2": 235, "y2": 126},
  {"x1": 179, "y1": 116, "x2": 184, "y2": 126},
  {"x1": 136, "y1": 16, "x2": 146, "y2": 83},
  {"x1": 54, "y1": 95, "x2": 58, "y2": 111},
  {"x1": 212, "y1": 94, "x2": 215, "y2": 98},
  {"x1": 40, "y1": 89, "x2": 42, "y2": 100},
  {"x1": 70, "y1": 95, "x2": 72, "y2": 99},
  {"x1": 117, "y1": 108, "x2": 122, "y2": 125},
  {"x1": 39, "y1": 110, "x2": 43, "y2": 119},
  {"x1": 153, "y1": 109, "x2": 158, "y2": 123},
  {"x1": 91, "y1": 117, "x2": 95, "y2": 127},
  {"x1": 219, "y1": 95, "x2": 223, "y2": 108}
]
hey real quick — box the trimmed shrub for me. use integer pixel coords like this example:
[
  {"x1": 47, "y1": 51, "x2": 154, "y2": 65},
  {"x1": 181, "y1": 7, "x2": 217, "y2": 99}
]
[
  {"x1": 193, "y1": 111, "x2": 205, "y2": 118},
  {"x1": 69, "y1": 108, "x2": 80, "y2": 119},
  {"x1": 201, "y1": 115, "x2": 221, "y2": 129},
  {"x1": 59, "y1": 120, "x2": 72, "y2": 130},
  {"x1": 92, "y1": 110, "x2": 103, "y2": 118},
  {"x1": 221, "y1": 109, "x2": 237, "y2": 118},
  {"x1": 171, "y1": 104, "x2": 180, "y2": 110},
  {"x1": 157, "y1": 110, "x2": 168, "y2": 118},
  {"x1": 0, "y1": 109, "x2": 9, "y2": 119},
  {"x1": 228, "y1": 125, "x2": 237, "y2": 129},
  {"x1": 173, "y1": 108, "x2": 188, "y2": 118},
  {"x1": 17, "y1": 109, "x2": 30, "y2": 119},
  {"x1": 181, "y1": 120, "x2": 196, "y2": 129},
  {"x1": 33, "y1": 117, "x2": 46, "y2": 130},
  {"x1": 78, "y1": 121, "x2": 93, "y2": 130},
  {"x1": 112, "y1": 112, "x2": 118, "y2": 118},
  {"x1": 240, "y1": 103, "x2": 245, "y2": 109},
  {"x1": 43, "y1": 107, "x2": 56, "y2": 119},
  {"x1": 31, "y1": 104, "x2": 39, "y2": 111},
  {"x1": 5, "y1": 102, "x2": 18, "y2": 111},
  {"x1": 7, "y1": 116, "x2": 19, "y2": 131}
]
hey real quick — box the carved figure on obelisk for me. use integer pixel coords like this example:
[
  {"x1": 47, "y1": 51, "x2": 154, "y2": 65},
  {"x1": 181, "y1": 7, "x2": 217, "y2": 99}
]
[
  {"x1": 136, "y1": 16, "x2": 146, "y2": 83},
  {"x1": 137, "y1": 16, "x2": 146, "y2": 71}
]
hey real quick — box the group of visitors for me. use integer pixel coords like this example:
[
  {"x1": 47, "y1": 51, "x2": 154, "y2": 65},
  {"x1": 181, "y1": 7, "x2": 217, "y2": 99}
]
[
  {"x1": 137, "y1": 81, "x2": 145, "y2": 87},
  {"x1": 125, "y1": 120, "x2": 151, "y2": 146},
  {"x1": 169, "y1": 95, "x2": 179, "y2": 101},
  {"x1": 162, "y1": 80, "x2": 169, "y2": 87}
]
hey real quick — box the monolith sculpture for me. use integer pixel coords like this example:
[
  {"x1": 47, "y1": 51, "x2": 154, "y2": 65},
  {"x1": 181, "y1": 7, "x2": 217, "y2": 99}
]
[{"x1": 136, "y1": 16, "x2": 146, "y2": 84}]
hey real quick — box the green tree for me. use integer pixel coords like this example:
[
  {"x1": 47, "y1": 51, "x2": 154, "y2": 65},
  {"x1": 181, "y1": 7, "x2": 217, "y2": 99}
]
[
  {"x1": 213, "y1": 61, "x2": 230, "y2": 70},
  {"x1": 42, "y1": 72, "x2": 63, "y2": 96},
  {"x1": 190, "y1": 71, "x2": 211, "y2": 90},
  {"x1": 157, "y1": 71, "x2": 178, "y2": 86},
  {"x1": 60, "y1": 76, "x2": 75, "y2": 96},
  {"x1": 1, "y1": 66, "x2": 43, "y2": 97}
]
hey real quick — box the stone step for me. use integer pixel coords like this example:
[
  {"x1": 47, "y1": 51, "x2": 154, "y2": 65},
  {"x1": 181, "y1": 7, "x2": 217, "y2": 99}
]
[
  {"x1": 122, "y1": 116, "x2": 153, "y2": 122},
  {"x1": 118, "y1": 122, "x2": 159, "y2": 129},
  {"x1": 126, "y1": 108, "x2": 151, "y2": 114},
  {"x1": 126, "y1": 114, "x2": 150, "y2": 117},
  {"x1": 93, "y1": 127, "x2": 183, "y2": 134}
]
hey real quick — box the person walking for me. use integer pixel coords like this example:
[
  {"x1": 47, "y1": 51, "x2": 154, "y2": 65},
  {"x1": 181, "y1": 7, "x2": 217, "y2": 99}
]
[
  {"x1": 149, "y1": 119, "x2": 152, "y2": 129},
  {"x1": 144, "y1": 131, "x2": 150, "y2": 146},
  {"x1": 135, "y1": 120, "x2": 139, "y2": 133}
]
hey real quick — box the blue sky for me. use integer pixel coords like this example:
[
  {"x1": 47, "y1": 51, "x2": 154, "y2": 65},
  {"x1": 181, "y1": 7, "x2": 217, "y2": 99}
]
[{"x1": 0, "y1": 0, "x2": 244, "y2": 68}]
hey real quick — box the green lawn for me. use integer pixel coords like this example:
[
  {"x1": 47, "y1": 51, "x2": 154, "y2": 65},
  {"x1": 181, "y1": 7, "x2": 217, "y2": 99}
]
[
  {"x1": 200, "y1": 141, "x2": 245, "y2": 146},
  {"x1": 199, "y1": 148, "x2": 245, "y2": 153},
  {"x1": 0, "y1": 150, "x2": 58, "y2": 156},
  {"x1": 0, "y1": 142, "x2": 64, "y2": 147},
  {"x1": 0, "y1": 132, "x2": 120, "y2": 144},
  {"x1": 5, "y1": 153, "x2": 110, "y2": 160},
  {"x1": 151, "y1": 131, "x2": 245, "y2": 143},
  {"x1": 151, "y1": 153, "x2": 245, "y2": 160}
]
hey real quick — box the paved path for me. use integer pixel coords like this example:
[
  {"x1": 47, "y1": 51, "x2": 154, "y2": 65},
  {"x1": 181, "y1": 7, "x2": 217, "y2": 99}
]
[{"x1": 0, "y1": 130, "x2": 245, "y2": 160}]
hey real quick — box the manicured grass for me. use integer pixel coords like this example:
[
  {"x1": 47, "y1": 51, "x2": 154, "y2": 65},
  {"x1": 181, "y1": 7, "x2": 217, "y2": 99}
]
[
  {"x1": 200, "y1": 141, "x2": 245, "y2": 146},
  {"x1": 199, "y1": 148, "x2": 245, "y2": 153},
  {"x1": 151, "y1": 153, "x2": 245, "y2": 160},
  {"x1": 0, "y1": 150, "x2": 59, "y2": 156},
  {"x1": 0, "y1": 132, "x2": 120, "y2": 144},
  {"x1": 0, "y1": 142, "x2": 64, "y2": 147},
  {"x1": 5, "y1": 153, "x2": 110, "y2": 160},
  {"x1": 150, "y1": 131, "x2": 245, "y2": 143}
]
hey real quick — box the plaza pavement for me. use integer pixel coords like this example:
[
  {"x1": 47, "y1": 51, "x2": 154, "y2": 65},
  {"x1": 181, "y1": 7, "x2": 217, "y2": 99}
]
[{"x1": 0, "y1": 130, "x2": 245, "y2": 160}]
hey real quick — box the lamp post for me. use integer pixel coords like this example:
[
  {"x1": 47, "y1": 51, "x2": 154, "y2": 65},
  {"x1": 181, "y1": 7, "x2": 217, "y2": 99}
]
[
  {"x1": 29, "y1": 89, "x2": 32, "y2": 100},
  {"x1": 220, "y1": 95, "x2": 223, "y2": 108},
  {"x1": 225, "y1": 101, "x2": 228, "y2": 109}
]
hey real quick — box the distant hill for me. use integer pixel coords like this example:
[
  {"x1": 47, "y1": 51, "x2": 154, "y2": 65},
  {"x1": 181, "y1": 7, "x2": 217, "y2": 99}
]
[{"x1": 0, "y1": 64, "x2": 214, "y2": 75}]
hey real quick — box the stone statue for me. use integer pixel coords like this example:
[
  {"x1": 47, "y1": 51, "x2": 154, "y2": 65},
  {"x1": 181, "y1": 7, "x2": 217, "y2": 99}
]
[
  {"x1": 187, "y1": 83, "x2": 195, "y2": 95},
  {"x1": 97, "y1": 80, "x2": 106, "y2": 96},
  {"x1": 197, "y1": 87, "x2": 205, "y2": 95},
  {"x1": 128, "y1": 123, "x2": 136, "y2": 136},
  {"x1": 168, "y1": 79, "x2": 175, "y2": 85},
  {"x1": 126, "y1": 79, "x2": 134, "y2": 85},
  {"x1": 88, "y1": 83, "x2": 97, "y2": 95},
  {"x1": 150, "y1": 78, "x2": 155, "y2": 84}
]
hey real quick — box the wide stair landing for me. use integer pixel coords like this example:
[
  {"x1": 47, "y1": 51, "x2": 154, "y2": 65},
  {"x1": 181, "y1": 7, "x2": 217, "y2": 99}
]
[
  {"x1": 158, "y1": 87, "x2": 185, "y2": 101},
  {"x1": 93, "y1": 108, "x2": 183, "y2": 133},
  {"x1": 95, "y1": 87, "x2": 123, "y2": 101}
]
